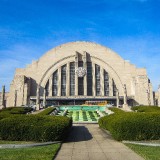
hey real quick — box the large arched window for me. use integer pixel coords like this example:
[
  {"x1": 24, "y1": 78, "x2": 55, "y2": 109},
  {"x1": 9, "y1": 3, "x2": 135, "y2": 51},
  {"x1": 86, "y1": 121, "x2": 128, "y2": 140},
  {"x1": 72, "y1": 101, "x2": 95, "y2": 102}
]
[{"x1": 45, "y1": 61, "x2": 117, "y2": 97}]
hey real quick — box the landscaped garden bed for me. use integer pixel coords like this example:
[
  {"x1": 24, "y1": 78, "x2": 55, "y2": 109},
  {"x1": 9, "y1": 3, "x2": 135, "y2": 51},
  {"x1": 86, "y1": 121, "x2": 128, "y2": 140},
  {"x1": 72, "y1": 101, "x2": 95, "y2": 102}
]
[
  {"x1": 98, "y1": 107, "x2": 160, "y2": 141},
  {"x1": 0, "y1": 115, "x2": 72, "y2": 142},
  {"x1": 0, "y1": 107, "x2": 33, "y2": 120},
  {"x1": 37, "y1": 107, "x2": 56, "y2": 115},
  {"x1": 0, "y1": 106, "x2": 72, "y2": 159}
]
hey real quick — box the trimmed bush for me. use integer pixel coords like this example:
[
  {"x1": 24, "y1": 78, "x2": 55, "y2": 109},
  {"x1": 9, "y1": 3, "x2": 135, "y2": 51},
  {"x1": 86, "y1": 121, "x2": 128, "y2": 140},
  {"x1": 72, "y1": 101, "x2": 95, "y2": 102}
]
[
  {"x1": 99, "y1": 109, "x2": 160, "y2": 141},
  {"x1": 108, "y1": 107, "x2": 125, "y2": 114},
  {"x1": 132, "y1": 106, "x2": 160, "y2": 113},
  {"x1": 0, "y1": 107, "x2": 33, "y2": 115},
  {"x1": 38, "y1": 107, "x2": 56, "y2": 116},
  {"x1": 0, "y1": 115, "x2": 72, "y2": 142}
]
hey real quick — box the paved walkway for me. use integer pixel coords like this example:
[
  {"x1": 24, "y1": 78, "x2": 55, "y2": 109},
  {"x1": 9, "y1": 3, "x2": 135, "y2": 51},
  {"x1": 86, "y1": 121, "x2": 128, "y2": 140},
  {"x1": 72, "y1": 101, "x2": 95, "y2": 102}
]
[{"x1": 55, "y1": 124, "x2": 144, "y2": 160}]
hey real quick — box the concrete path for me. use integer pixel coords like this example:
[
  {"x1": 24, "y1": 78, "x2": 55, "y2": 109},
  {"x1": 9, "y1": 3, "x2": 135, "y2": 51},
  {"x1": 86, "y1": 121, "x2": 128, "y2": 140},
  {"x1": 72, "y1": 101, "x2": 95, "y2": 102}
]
[{"x1": 55, "y1": 124, "x2": 144, "y2": 160}]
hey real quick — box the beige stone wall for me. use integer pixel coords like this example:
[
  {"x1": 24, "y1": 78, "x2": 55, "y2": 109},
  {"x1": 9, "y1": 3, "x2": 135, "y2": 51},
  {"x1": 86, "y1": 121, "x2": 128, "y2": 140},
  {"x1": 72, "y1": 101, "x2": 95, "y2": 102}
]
[
  {"x1": 6, "y1": 41, "x2": 154, "y2": 107},
  {"x1": 155, "y1": 87, "x2": 160, "y2": 106},
  {"x1": 7, "y1": 75, "x2": 31, "y2": 107}
]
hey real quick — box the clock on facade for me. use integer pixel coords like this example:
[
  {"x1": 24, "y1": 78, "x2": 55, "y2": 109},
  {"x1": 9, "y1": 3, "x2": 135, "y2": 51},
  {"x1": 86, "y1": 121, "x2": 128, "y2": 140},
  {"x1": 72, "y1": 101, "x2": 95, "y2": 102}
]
[{"x1": 75, "y1": 67, "x2": 87, "y2": 77}]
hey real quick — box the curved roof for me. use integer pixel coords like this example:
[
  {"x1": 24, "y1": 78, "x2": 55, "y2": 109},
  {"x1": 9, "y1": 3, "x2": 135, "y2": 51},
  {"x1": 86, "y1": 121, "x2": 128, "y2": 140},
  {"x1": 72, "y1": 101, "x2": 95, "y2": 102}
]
[{"x1": 38, "y1": 41, "x2": 124, "y2": 62}]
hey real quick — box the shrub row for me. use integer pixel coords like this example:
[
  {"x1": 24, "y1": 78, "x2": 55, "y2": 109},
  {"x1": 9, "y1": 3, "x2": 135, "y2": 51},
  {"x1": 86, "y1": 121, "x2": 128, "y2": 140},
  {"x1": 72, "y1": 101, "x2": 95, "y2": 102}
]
[
  {"x1": 0, "y1": 115, "x2": 72, "y2": 142},
  {"x1": 38, "y1": 107, "x2": 56, "y2": 116},
  {"x1": 0, "y1": 107, "x2": 33, "y2": 115},
  {"x1": 99, "y1": 109, "x2": 160, "y2": 141},
  {"x1": 132, "y1": 106, "x2": 160, "y2": 113},
  {"x1": 108, "y1": 108, "x2": 125, "y2": 114},
  {"x1": 0, "y1": 107, "x2": 33, "y2": 120}
]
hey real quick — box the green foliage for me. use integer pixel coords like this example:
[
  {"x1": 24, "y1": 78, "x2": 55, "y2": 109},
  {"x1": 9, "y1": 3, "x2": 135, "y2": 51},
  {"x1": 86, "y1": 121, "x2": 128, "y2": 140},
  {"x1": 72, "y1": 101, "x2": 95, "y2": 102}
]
[
  {"x1": 99, "y1": 108, "x2": 125, "y2": 131},
  {"x1": 0, "y1": 115, "x2": 72, "y2": 142},
  {"x1": 0, "y1": 107, "x2": 33, "y2": 115},
  {"x1": 109, "y1": 107, "x2": 125, "y2": 114},
  {"x1": 132, "y1": 106, "x2": 160, "y2": 112},
  {"x1": 38, "y1": 107, "x2": 56, "y2": 116},
  {"x1": 99, "y1": 108, "x2": 160, "y2": 141},
  {"x1": 0, "y1": 107, "x2": 33, "y2": 120}
]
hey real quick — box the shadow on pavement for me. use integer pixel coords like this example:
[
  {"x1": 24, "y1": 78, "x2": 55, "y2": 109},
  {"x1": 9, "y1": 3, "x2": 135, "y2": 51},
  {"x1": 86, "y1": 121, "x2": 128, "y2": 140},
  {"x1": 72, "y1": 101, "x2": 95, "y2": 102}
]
[{"x1": 65, "y1": 125, "x2": 93, "y2": 142}]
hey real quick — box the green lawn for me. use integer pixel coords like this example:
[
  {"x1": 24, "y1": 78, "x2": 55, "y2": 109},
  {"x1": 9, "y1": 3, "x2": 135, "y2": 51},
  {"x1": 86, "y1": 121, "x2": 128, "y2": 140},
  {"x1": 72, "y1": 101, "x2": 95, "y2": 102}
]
[
  {"x1": 0, "y1": 143, "x2": 61, "y2": 160},
  {"x1": 0, "y1": 140, "x2": 34, "y2": 144},
  {"x1": 126, "y1": 144, "x2": 160, "y2": 160}
]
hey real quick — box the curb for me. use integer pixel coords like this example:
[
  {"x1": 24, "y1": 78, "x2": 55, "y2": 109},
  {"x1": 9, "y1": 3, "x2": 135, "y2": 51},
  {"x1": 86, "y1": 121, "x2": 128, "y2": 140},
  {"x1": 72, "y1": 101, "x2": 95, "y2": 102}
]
[
  {"x1": 123, "y1": 141, "x2": 160, "y2": 147},
  {"x1": 0, "y1": 141, "x2": 61, "y2": 149},
  {"x1": 100, "y1": 127, "x2": 112, "y2": 136},
  {"x1": 73, "y1": 121, "x2": 98, "y2": 124}
]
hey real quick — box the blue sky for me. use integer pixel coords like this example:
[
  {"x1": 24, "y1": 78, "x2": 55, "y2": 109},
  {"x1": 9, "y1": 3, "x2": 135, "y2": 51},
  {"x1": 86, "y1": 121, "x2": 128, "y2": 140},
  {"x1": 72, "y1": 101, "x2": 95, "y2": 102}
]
[{"x1": 0, "y1": 0, "x2": 160, "y2": 91}]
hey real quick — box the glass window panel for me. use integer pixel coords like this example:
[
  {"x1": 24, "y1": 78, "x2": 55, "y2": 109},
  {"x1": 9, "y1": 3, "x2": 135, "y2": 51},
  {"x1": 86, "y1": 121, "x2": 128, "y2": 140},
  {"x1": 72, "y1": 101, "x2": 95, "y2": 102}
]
[
  {"x1": 113, "y1": 80, "x2": 117, "y2": 96},
  {"x1": 78, "y1": 77, "x2": 84, "y2": 95},
  {"x1": 70, "y1": 62, "x2": 75, "y2": 96},
  {"x1": 52, "y1": 70, "x2": 58, "y2": 96},
  {"x1": 45, "y1": 80, "x2": 49, "y2": 96},
  {"x1": 104, "y1": 70, "x2": 109, "y2": 96},
  {"x1": 87, "y1": 62, "x2": 92, "y2": 96},
  {"x1": 95, "y1": 64, "x2": 101, "y2": 96},
  {"x1": 61, "y1": 65, "x2": 66, "y2": 96}
]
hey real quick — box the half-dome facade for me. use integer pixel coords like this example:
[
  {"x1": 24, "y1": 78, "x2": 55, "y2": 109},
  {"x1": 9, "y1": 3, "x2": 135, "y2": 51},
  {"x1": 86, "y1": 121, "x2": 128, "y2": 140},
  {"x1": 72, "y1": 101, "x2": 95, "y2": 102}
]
[{"x1": 6, "y1": 41, "x2": 154, "y2": 108}]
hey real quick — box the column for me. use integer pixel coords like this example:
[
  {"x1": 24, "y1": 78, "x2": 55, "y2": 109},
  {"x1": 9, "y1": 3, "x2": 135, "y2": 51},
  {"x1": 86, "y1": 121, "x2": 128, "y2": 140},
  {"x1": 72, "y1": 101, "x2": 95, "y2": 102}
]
[
  {"x1": 123, "y1": 84, "x2": 127, "y2": 105},
  {"x1": 116, "y1": 89, "x2": 119, "y2": 108},
  {"x1": 1, "y1": 85, "x2": 6, "y2": 108},
  {"x1": 92, "y1": 63, "x2": 96, "y2": 96},
  {"x1": 123, "y1": 84, "x2": 129, "y2": 109},
  {"x1": 66, "y1": 62, "x2": 70, "y2": 96},
  {"x1": 49, "y1": 75, "x2": 53, "y2": 96},
  {"x1": 83, "y1": 51, "x2": 87, "y2": 96},
  {"x1": 58, "y1": 68, "x2": 61, "y2": 96},
  {"x1": 43, "y1": 89, "x2": 46, "y2": 107},
  {"x1": 36, "y1": 84, "x2": 40, "y2": 110},
  {"x1": 109, "y1": 77, "x2": 113, "y2": 96},
  {"x1": 75, "y1": 52, "x2": 78, "y2": 96},
  {"x1": 14, "y1": 90, "x2": 17, "y2": 107},
  {"x1": 100, "y1": 68, "x2": 104, "y2": 96}
]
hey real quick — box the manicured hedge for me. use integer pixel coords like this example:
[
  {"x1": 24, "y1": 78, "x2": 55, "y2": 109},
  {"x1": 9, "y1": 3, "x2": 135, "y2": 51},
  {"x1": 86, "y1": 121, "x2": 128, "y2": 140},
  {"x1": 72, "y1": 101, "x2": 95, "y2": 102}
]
[
  {"x1": 0, "y1": 107, "x2": 33, "y2": 120},
  {"x1": 108, "y1": 108, "x2": 125, "y2": 114},
  {"x1": 132, "y1": 106, "x2": 160, "y2": 113},
  {"x1": 38, "y1": 107, "x2": 56, "y2": 116},
  {"x1": 0, "y1": 115, "x2": 72, "y2": 142},
  {"x1": 99, "y1": 109, "x2": 160, "y2": 141},
  {"x1": 0, "y1": 107, "x2": 33, "y2": 115}
]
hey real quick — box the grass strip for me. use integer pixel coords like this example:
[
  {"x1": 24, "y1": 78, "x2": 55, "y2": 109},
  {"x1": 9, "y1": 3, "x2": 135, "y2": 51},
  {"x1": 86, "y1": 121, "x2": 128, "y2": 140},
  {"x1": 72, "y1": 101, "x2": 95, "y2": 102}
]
[
  {"x1": 126, "y1": 143, "x2": 160, "y2": 160},
  {"x1": 0, "y1": 143, "x2": 61, "y2": 160},
  {"x1": 0, "y1": 140, "x2": 34, "y2": 144}
]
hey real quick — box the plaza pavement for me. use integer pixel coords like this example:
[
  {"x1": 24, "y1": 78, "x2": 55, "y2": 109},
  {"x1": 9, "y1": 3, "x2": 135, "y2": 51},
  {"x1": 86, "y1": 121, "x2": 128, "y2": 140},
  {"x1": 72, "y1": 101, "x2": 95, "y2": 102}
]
[{"x1": 55, "y1": 124, "x2": 144, "y2": 160}]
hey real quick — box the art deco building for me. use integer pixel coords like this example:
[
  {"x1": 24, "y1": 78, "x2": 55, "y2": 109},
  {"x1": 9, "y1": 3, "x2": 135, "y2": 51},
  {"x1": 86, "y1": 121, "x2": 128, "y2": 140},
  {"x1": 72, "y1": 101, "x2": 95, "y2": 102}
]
[{"x1": 1, "y1": 41, "x2": 154, "y2": 109}]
